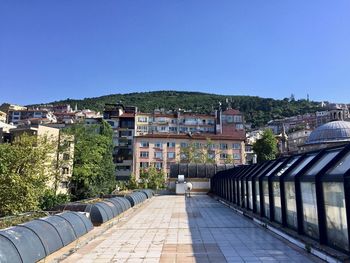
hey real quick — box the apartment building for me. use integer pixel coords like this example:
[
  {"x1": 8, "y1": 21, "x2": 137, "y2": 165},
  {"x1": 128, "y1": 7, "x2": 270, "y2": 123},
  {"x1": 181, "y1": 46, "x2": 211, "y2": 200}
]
[
  {"x1": 103, "y1": 104, "x2": 137, "y2": 180},
  {"x1": 133, "y1": 108, "x2": 246, "y2": 179},
  {"x1": 7, "y1": 108, "x2": 57, "y2": 125},
  {"x1": 4, "y1": 125, "x2": 74, "y2": 194},
  {"x1": 103, "y1": 103, "x2": 246, "y2": 180},
  {"x1": 133, "y1": 133, "x2": 245, "y2": 179}
]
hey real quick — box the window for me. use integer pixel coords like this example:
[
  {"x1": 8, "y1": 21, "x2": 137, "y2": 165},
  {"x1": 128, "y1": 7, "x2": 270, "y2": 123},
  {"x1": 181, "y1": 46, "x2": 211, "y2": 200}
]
[
  {"x1": 234, "y1": 115, "x2": 242, "y2": 123},
  {"x1": 180, "y1": 153, "x2": 188, "y2": 160},
  {"x1": 236, "y1": 124, "x2": 244, "y2": 129},
  {"x1": 60, "y1": 181, "x2": 69, "y2": 188},
  {"x1": 220, "y1": 153, "x2": 228, "y2": 159},
  {"x1": 63, "y1": 153, "x2": 70, "y2": 160},
  {"x1": 13, "y1": 112, "x2": 20, "y2": 115},
  {"x1": 119, "y1": 130, "x2": 132, "y2": 136},
  {"x1": 167, "y1": 142, "x2": 176, "y2": 148},
  {"x1": 234, "y1": 153, "x2": 241, "y2": 160},
  {"x1": 62, "y1": 167, "x2": 70, "y2": 174},
  {"x1": 226, "y1": 116, "x2": 234, "y2": 123},
  {"x1": 137, "y1": 126, "x2": 148, "y2": 132},
  {"x1": 159, "y1": 126, "x2": 167, "y2": 131},
  {"x1": 140, "y1": 141, "x2": 149, "y2": 148},
  {"x1": 138, "y1": 117, "x2": 148, "y2": 122},
  {"x1": 167, "y1": 152, "x2": 176, "y2": 159},
  {"x1": 107, "y1": 121, "x2": 115, "y2": 127},
  {"x1": 233, "y1": 143, "x2": 241, "y2": 149},
  {"x1": 140, "y1": 162, "x2": 149, "y2": 168},
  {"x1": 169, "y1": 127, "x2": 177, "y2": 132},
  {"x1": 220, "y1": 143, "x2": 228, "y2": 150},
  {"x1": 208, "y1": 152, "x2": 215, "y2": 159},
  {"x1": 155, "y1": 162, "x2": 163, "y2": 169},
  {"x1": 194, "y1": 142, "x2": 201, "y2": 148},
  {"x1": 154, "y1": 142, "x2": 163, "y2": 148},
  {"x1": 140, "y1": 151, "x2": 149, "y2": 158},
  {"x1": 180, "y1": 142, "x2": 188, "y2": 148},
  {"x1": 154, "y1": 152, "x2": 163, "y2": 159}
]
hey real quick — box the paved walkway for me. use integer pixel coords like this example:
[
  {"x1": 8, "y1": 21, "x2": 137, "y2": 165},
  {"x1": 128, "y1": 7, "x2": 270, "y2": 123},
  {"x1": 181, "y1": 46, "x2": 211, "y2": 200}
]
[{"x1": 61, "y1": 195, "x2": 321, "y2": 263}]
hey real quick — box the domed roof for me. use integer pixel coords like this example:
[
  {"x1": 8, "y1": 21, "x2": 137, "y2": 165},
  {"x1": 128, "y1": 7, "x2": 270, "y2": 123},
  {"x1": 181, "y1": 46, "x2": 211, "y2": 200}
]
[{"x1": 306, "y1": 121, "x2": 350, "y2": 145}]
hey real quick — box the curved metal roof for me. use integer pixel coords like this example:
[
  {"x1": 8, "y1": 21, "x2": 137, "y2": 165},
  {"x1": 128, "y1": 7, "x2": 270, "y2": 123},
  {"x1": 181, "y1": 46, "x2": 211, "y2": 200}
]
[{"x1": 305, "y1": 121, "x2": 350, "y2": 144}]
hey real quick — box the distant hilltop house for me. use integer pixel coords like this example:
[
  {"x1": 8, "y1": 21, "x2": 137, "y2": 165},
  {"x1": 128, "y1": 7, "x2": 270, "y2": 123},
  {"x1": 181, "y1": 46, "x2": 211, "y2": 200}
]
[{"x1": 0, "y1": 103, "x2": 102, "y2": 127}]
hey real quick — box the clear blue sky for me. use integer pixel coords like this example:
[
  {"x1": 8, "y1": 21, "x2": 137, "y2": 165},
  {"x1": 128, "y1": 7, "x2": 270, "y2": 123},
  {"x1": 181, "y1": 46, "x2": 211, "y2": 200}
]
[{"x1": 1, "y1": 0, "x2": 350, "y2": 105}]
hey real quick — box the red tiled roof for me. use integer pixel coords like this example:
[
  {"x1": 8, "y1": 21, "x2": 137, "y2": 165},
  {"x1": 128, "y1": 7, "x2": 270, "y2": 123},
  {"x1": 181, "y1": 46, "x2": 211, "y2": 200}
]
[
  {"x1": 222, "y1": 109, "x2": 241, "y2": 115},
  {"x1": 119, "y1": 113, "x2": 135, "y2": 118}
]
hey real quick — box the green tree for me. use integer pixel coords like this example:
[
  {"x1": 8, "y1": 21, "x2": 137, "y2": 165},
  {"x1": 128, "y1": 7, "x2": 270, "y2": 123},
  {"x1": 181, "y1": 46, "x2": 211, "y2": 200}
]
[
  {"x1": 66, "y1": 120, "x2": 116, "y2": 200},
  {"x1": 126, "y1": 173, "x2": 139, "y2": 190},
  {"x1": 253, "y1": 129, "x2": 278, "y2": 162},
  {"x1": 139, "y1": 166, "x2": 165, "y2": 190},
  {"x1": 179, "y1": 139, "x2": 231, "y2": 164},
  {"x1": 0, "y1": 134, "x2": 55, "y2": 216}
]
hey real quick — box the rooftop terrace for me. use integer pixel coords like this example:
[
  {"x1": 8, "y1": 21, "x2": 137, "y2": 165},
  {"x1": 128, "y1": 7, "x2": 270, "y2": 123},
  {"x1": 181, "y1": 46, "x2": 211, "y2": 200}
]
[{"x1": 59, "y1": 195, "x2": 320, "y2": 263}]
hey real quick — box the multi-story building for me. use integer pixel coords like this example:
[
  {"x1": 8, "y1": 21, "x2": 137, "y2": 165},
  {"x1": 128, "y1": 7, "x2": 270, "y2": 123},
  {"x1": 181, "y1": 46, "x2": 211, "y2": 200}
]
[
  {"x1": 3, "y1": 125, "x2": 74, "y2": 194},
  {"x1": 0, "y1": 103, "x2": 27, "y2": 123},
  {"x1": 7, "y1": 108, "x2": 57, "y2": 125},
  {"x1": 103, "y1": 103, "x2": 246, "y2": 180},
  {"x1": 133, "y1": 133, "x2": 245, "y2": 179},
  {"x1": 133, "y1": 108, "x2": 246, "y2": 179},
  {"x1": 103, "y1": 104, "x2": 137, "y2": 180},
  {"x1": 0, "y1": 111, "x2": 6, "y2": 123},
  {"x1": 267, "y1": 113, "x2": 317, "y2": 135},
  {"x1": 287, "y1": 129, "x2": 313, "y2": 154}
]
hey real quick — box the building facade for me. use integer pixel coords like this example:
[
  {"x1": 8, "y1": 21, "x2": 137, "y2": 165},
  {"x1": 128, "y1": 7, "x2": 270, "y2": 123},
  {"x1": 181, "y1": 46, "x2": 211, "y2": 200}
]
[
  {"x1": 3, "y1": 125, "x2": 74, "y2": 194},
  {"x1": 133, "y1": 134, "x2": 246, "y2": 180}
]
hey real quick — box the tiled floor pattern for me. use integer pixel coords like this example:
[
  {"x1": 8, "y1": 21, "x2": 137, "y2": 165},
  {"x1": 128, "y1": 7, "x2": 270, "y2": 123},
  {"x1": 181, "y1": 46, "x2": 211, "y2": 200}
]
[{"x1": 61, "y1": 195, "x2": 322, "y2": 263}]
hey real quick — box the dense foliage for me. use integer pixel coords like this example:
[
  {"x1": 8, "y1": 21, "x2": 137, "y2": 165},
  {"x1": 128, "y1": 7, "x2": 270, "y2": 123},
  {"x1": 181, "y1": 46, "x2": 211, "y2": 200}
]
[
  {"x1": 180, "y1": 139, "x2": 234, "y2": 164},
  {"x1": 139, "y1": 166, "x2": 166, "y2": 190},
  {"x1": 65, "y1": 120, "x2": 116, "y2": 200},
  {"x1": 0, "y1": 134, "x2": 55, "y2": 216},
  {"x1": 32, "y1": 91, "x2": 323, "y2": 127},
  {"x1": 253, "y1": 129, "x2": 278, "y2": 162}
]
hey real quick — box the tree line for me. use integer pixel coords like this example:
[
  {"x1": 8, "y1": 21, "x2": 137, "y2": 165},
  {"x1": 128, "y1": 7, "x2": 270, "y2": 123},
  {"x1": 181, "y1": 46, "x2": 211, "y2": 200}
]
[{"x1": 31, "y1": 91, "x2": 323, "y2": 128}]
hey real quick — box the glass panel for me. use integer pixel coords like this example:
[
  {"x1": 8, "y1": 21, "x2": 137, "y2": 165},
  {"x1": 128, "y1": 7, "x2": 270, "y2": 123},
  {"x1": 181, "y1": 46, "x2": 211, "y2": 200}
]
[
  {"x1": 305, "y1": 150, "x2": 340, "y2": 176},
  {"x1": 255, "y1": 162, "x2": 276, "y2": 178},
  {"x1": 301, "y1": 182, "x2": 319, "y2": 239},
  {"x1": 248, "y1": 181, "x2": 253, "y2": 210},
  {"x1": 276, "y1": 156, "x2": 300, "y2": 176},
  {"x1": 290, "y1": 154, "x2": 317, "y2": 176},
  {"x1": 243, "y1": 181, "x2": 247, "y2": 207},
  {"x1": 285, "y1": 182, "x2": 297, "y2": 229},
  {"x1": 263, "y1": 181, "x2": 270, "y2": 218},
  {"x1": 265, "y1": 161, "x2": 284, "y2": 177},
  {"x1": 273, "y1": 182, "x2": 282, "y2": 223},
  {"x1": 328, "y1": 152, "x2": 350, "y2": 175},
  {"x1": 323, "y1": 182, "x2": 348, "y2": 251},
  {"x1": 238, "y1": 181, "x2": 241, "y2": 204},
  {"x1": 255, "y1": 181, "x2": 260, "y2": 213}
]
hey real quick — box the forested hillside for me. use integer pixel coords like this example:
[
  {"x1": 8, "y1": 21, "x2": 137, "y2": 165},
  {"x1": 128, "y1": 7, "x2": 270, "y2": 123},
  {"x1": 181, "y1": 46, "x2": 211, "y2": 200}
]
[{"x1": 31, "y1": 91, "x2": 323, "y2": 128}]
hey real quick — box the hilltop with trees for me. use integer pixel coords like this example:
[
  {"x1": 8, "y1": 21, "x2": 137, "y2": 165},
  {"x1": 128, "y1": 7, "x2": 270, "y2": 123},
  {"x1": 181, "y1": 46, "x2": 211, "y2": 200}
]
[{"x1": 30, "y1": 91, "x2": 324, "y2": 128}]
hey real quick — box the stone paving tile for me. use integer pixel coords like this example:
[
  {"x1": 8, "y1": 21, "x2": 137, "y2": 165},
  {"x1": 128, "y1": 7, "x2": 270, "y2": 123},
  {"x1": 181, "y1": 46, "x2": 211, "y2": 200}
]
[{"x1": 60, "y1": 195, "x2": 322, "y2": 263}]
